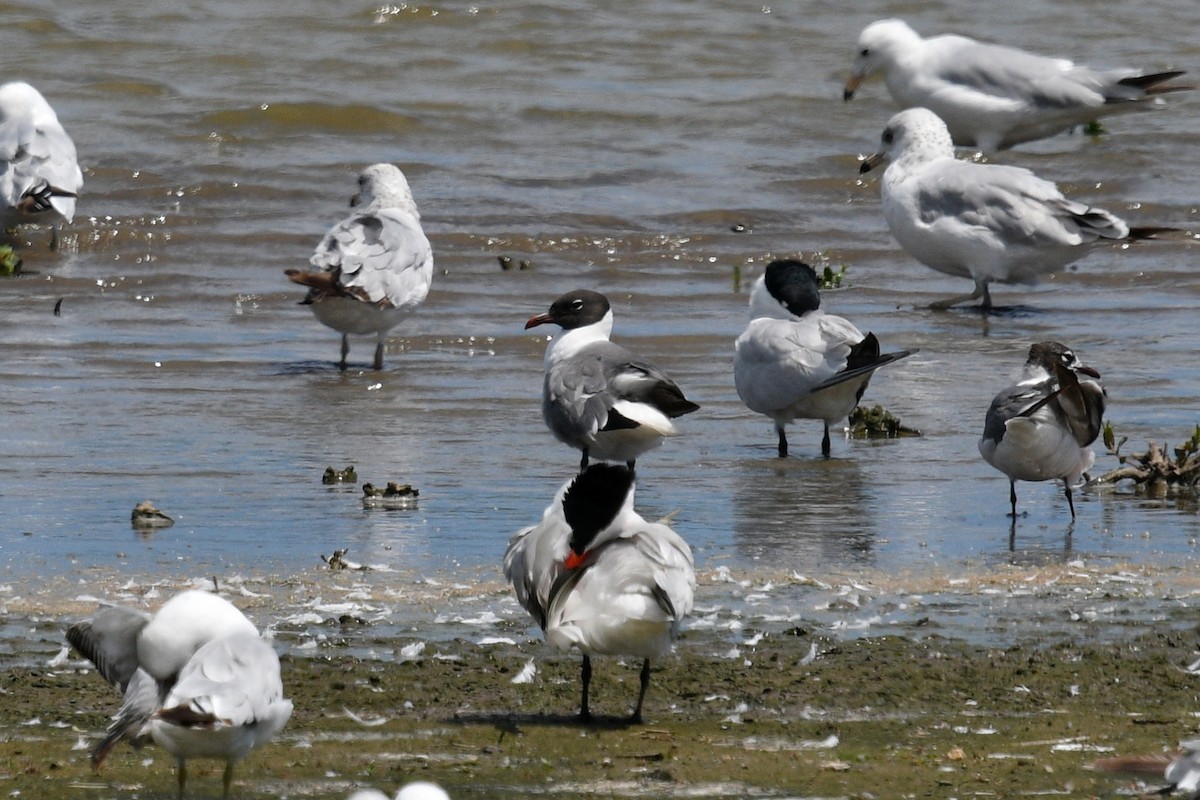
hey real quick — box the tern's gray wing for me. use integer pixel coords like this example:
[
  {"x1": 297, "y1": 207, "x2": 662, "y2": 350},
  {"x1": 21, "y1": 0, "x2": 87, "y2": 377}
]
[
  {"x1": 813, "y1": 333, "x2": 917, "y2": 391},
  {"x1": 67, "y1": 605, "x2": 152, "y2": 692}
]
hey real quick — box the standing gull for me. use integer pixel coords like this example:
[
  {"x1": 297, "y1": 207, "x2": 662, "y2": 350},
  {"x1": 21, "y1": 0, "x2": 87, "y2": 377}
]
[
  {"x1": 525, "y1": 289, "x2": 699, "y2": 470},
  {"x1": 285, "y1": 163, "x2": 433, "y2": 371},
  {"x1": 0, "y1": 81, "x2": 82, "y2": 247},
  {"x1": 859, "y1": 107, "x2": 1164, "y2": 309},
  {"x1": 978, "y1": 341, "x2": 1106, "y2": 520},
  {"x1": 504, "y1": 463, "x2": 695, "y2": 722},
  {"x1": 734, "y1": 259, "x2": 915, "y2": 458},
  {"x1": 67, "y1": 589, "x2": 293, "y2": 800},
  {"x1": 844, "y1": 18, "x2": 1189, "y2": 151}
]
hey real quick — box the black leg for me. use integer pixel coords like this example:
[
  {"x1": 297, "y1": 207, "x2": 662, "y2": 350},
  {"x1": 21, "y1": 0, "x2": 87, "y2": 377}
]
[
  {"x1": 776, "y1": 426, "x2": 787, "y2": 458},
  {"x1": 626, "y1": 459, "x2": 636, "y2": 470},
  {"x1": 821, "y1": 423, "x2": 831, "y2": 458},
  {"x1": 372, "y1": 340, "x2": 385, "y2": 371},
  {"x1": 1009, "y1": 480, "x2": 1018, "y2": 517},
  {"x1": 1064, "y1": 480, "x2": 1077, "y2": 520},
  {"x1": 579, "y1": 655, "x2": 592, "y2": 721},
  {"x1": 339, "y1": 334, "x2": 349, "y2": 371},
  {"x1": 631, "y1": 658, "x2": 651, "y2": 724},
  {"x1": 579, "y1": 450, "x2": 589, "y2": 473}
]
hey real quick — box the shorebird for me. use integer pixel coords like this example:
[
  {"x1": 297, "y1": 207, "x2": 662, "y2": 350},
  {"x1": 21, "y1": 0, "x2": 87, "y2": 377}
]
[
  {"x1": 67, "y1": 590, "x2": 292, "y2": 800},
  {"x1": 0, "y1": 81, "x2": 82, "y2": 248},
  {"x1": 859, "y1": 107, "x2": 1166, "y2": 309},
  {"x1": 504, "y1": 463, "x2": 695, "y2": 722},
  {"x1": 285, "y1": 163, "x2": 433, "y2": 371},
  {"x1": 734, "y1": 259, "x2": 915, "y2": 457},
  {"x1": 978, "y1": 341, "x2": 1106, "y2": 520},
  {"x1": 844, "y1": 18, "x2": 1190, "y2": 151},
  {"x1": 525, "y1": 289, "x2": 699, "y2": 470}
]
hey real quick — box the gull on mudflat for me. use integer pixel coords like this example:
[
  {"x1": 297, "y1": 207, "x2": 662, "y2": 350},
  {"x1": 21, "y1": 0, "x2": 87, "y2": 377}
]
[
  {"x1": 504, "y1": 463, "x2": 695, "y2": 723},
  {"x1": 859, "y1": 107, "x2": 1167, "y2": 309},
  {"x1": 525, "y1": 289, "x2": 699, "y2": 471},
  {"x1": 285, "y1": 163, "x2": 433, "y2": 371},
  {"x1": 978, "y1": 341, "x2": 1106, "y2": 521},
  {"x1": 0, "y1": 81, "x2": 82, "y2": 247},
  {"x1": 67, "y1": 589, "x2": 293, "y2": 800},
  {"x1": 734, "y1": 259, "x2": 915, "y2": 458},
  {"x1": 844, "y1": 18, "x2": 1190, "y2": 151}
]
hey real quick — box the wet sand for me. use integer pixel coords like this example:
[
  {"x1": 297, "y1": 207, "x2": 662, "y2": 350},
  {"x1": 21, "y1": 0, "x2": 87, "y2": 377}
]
[{"x1": 7, "y1": 563, "x2": 1200, "y2": 799}]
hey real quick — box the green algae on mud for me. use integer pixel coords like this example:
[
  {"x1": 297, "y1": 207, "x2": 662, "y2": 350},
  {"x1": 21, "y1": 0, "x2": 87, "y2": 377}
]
[{"x1": 7, "y1": 628, "x2": 1200, "y2": 799}]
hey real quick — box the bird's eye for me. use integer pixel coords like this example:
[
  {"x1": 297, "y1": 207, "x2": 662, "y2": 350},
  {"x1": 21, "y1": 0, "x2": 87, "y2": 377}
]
[
  {"x1": 571, "y1": 299, "x2": 584, "y2": 311},
  {"x1": 882, "y1": 129, "x2": 894, "y2": 145},
  {"x1": 860, "y1": 48, "x2": 870, "y2": 58}
]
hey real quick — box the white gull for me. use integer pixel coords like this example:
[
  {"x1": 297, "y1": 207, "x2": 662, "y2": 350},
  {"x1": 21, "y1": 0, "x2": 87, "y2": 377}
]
[
  {"x1": 844, "y1": 18, "x2": 1189, "y2": 151},
  {"x1": 286, "y1": 163, "x2": 433, "y2": 371}
]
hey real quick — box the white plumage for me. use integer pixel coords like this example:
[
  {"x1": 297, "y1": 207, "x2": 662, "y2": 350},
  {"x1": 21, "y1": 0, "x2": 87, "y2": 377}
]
[
  {"x1": 844, "y1": 18, "x2": 1189, "y2": 152},
  {"x1": 860, "y1": 107, "x2": 1144, "y2": 309},
  {"x1": 525, "y1": 289, "x2": 699, "y2": 471},
  {"x1": 978, "y1": 341, "x2": 1106, "y2": 520},
  {"x1": 504, "y1": 464, "x2": 694, "y2": 722},
  {"x1": 0, "y1": 81, "x2": 82, "y2": 244},
  {"x1": 286, "y1": 163, "x2": 433, "y2": 371},
  {"x1": 67, "y1": 590, "x2": 292, "y2": 800},
  {"x1": 734, "y1": 260, "x2": 914, "y2": 457}
]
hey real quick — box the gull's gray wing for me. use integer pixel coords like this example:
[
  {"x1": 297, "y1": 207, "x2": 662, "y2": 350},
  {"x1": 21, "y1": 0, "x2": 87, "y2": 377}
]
[{"x1": 66, "y1": 604, "x2": 152, "y2": 692}]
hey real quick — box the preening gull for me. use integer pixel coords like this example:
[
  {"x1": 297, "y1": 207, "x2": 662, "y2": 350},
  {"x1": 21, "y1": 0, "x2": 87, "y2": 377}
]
[
  {"x1": 67, "y1": 589, "x2": 292, "y2": 800},
  {"x1": 978, "y1": 342, "x2": 1106, "y2": 521},
  {"x1": 0, "y1": 81, "x2": 82, "y2": 247}
]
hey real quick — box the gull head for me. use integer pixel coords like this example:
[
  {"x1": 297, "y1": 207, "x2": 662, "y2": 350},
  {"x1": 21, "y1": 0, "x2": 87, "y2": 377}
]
[
  {"x1": 353, "y1": 163, "x2": 418, "y2": 217},
  {"x1": 844, "y1": 18, "x2": 921, "y2": 100},
  {"x1": 860, "y1": 107, "x2": 955, "y2": 174}
]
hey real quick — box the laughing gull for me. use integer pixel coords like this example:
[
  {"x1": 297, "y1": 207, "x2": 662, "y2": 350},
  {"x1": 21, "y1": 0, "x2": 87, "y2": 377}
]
[
  {"x1": 859, "y1": 107, "x2": 1168, "y2": 309},
  {"x1": 734, "y1": 260, "x2": 915, "y2": 458},
  {"x1": 978, "y1": 341, "x2": 1106, "y2": 520},
  {"x1": 504, "y1": 463, "x2": 695, "y2": 722},
  {"x1": 67, "y1": 590, "x2": 292, "y2": 800},
  {"x1": 285, "y1": 163, "x2": 433, "y2": 371},
  {"x1": 525, "y1": 289, "x2": 699, "y2": 470},
  {"x1": 0, "y1": 81, "x2": 82, "y2": 248},
  {"x1": 844, "y1": 19, "x2": 1189, "y2": 152}
]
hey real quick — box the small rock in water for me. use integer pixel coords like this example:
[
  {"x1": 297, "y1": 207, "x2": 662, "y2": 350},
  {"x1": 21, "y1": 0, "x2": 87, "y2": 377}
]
[
  {"x1": 848, "y1": 404, "x2": 921, "y2": 439},
  {"x1": 362, "y1": 481, "x2": 420, "y2": 509},
  {"x1": 131, "y1": 500, "x2": 174, "y2": 529},
  {"x1": 322, "y1": 465, "x2": 358, "y2": 484}
]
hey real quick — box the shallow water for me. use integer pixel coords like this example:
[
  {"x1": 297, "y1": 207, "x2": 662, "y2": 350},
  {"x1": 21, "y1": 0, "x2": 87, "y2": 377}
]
[{"x1": 1, "y1": 0, "x2": 1198, "y2": 641}]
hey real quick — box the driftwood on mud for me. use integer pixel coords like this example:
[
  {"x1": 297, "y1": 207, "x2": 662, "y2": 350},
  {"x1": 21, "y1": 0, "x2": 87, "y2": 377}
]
[{"x1": 1093, "y1": 424, "x2": 1200, "y2": 496}]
